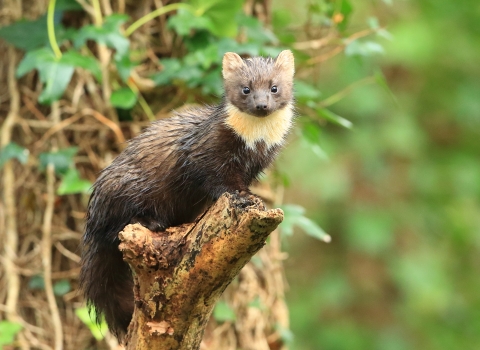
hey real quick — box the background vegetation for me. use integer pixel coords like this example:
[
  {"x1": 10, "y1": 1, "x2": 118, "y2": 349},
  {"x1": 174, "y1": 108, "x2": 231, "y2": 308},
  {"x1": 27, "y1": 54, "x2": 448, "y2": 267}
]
[
  {"x1": 0, "y1": 0, "x2": 478, "y2": 349},
  {"x1": 280, "y1": 1, "x2": 480, "y2": 349}
]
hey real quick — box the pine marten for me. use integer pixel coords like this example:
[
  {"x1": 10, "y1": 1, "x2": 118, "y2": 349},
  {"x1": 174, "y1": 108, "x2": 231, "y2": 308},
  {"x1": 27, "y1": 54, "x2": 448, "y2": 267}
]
[{"x1": 80, "y1": 50, "x2": 295, "y2": 339}]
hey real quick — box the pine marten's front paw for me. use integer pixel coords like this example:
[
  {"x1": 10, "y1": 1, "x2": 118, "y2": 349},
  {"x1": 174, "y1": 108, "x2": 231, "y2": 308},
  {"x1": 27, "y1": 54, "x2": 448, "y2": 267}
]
[
  {"x1": 143, "y1": 220, "x2": 164, "y2": 232},
  {"x1": 132, "y1": 216, "x2": 165, "y2": 232}
]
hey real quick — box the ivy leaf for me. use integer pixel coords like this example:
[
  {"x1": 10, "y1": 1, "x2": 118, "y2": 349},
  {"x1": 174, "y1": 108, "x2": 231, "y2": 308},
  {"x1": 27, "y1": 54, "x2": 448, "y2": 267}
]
[
  {"x1": 213, "y1": 301, "x2": 236, "y2": 322},
  {"x1": 115, "y1": 54, "x2": 137, "y2": 82},
  {"x1": 28, "y1": 275, "x2": 45, "y2": 290},
  {"x1": 280, "y1": 204, "x2": 331, "y2": 242},
  {"x1": 188, "y1": 0, "x2": 243, "y2": 37},
  {"x1": 0, "y1": 13, "x2": 68, "y2": 51},
  {"x1": 57, "y1": 168, "x2": 92, "y2": 195},
  {"x1": 74, "y1": 14, "x2": 130, "y2": 59},
  {"x1": 201, "y1": 0, "x2": 244, "y2": 38},
  {"x1": 168, "y1": 9, "x2": 214, "y2": 36},
  {"x1": 0, "y1": 142, "x2": 29, "y2": 167},
  {"x1": 39, "y1": 147, "x2": 78, "y2": 175},
  {"x1": 0, "y1": 321, "x2": 23, "y2": 347},
  {"x1": 53, "y1": 279, "x2": 71, "y2": 296},
  {"x1": 110, "y1": 87, "x2": 137, "y2": 109},
  {"x1": 151, "y1": 59, "x2": 183, "y2": 86},
  {"x1": 201, "y1": 68, "x2": 223, "y2": 95},
  {"x1": 16, "y1": 48, "x2": 75, "y2": 104},
  {"x1": 238, "y1": 14, "x2": 278, "y2": 45},
  {"x1": 61, "y1": 50, "x2": 102, "y2": 82},
  {"x1": 183, "y1": 44, "x2": 219, "y2": 69},
  {"x1": 55, "y1": 0, "x2": 83, "y2": 11},
  {"x1": 75, "y1": 307, "x2": 107, "y2": 340},
  {"x1": 39, "y1": 62, "x2": 74, "y2": 104}
]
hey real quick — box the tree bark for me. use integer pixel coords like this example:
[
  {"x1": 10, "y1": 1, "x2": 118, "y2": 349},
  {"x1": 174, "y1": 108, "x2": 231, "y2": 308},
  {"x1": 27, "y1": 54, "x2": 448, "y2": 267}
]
[{"x1": 118, "y1": 192, "x2": 284, "y2": 350}]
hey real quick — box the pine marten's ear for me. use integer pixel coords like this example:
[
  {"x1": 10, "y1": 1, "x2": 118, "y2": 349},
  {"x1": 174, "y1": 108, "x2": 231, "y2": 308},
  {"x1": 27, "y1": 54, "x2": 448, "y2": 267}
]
[
  {"x1": 223, "y1": 52, "x2": 245, "y2": 80},
  {"x1": 275, "y1": 50, "x2": 295, "y2": 78}
]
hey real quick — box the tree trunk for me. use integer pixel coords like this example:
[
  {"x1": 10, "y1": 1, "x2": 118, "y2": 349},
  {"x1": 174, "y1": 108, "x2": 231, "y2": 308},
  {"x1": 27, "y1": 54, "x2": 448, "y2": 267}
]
[{"x1": 119, "y1": 193, "x2": 284, "y2": 350}]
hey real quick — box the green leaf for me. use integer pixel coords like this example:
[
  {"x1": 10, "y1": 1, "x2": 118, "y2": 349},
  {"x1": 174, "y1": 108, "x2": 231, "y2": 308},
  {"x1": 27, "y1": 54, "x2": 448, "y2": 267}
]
[
  {"x1": 0, "y1": 13, "x2": 65, "y2": 51},
  {"x1": 280, "y1": 204, "x2": 331, "y2": 242},
  {"x1": 316, "y1": 108, "x2": 353, "y2": 129},
  {"x1": 184, "y1": 44, "x2": 219, "y2": 70},
  {"x1": 39, "y1": 62, "x2": 75, "y2": 104},
  {"x1": 213, "y1": 301, "x2": 236, "y2": 322},
  {"x1": 16, "y1": 47, "x2": 55, "y2": 78},
  {"x1": 28, "y1": 275, "x2": 45, "y2": 290},
  {"x1": 16, "y1": 47, "x2": 75, "y2": 104},
  {"x1": 57, "y1": 168, "x2": 92, "y2": 195},
  {"x1": 75, "y1": 307, "x2": 107, "y2": 340},
  {"x1": 53, "y1": 279, "x2": 71, "y2": 296},
  {"x1": 190, "y1": 0, "x2": 243, "y2": 37},
  {"x1": 55, "y1": 0, "x2": 83, "y2": 11},
  {"x1": 295, "y1": 215, "x2": 331, "y2": 242},
  {"x1": 167, "y1": 9, "x2": 214, "y2": 36},
  {"x1": 280, "y1": 204, "x2": 306, "y2": 236},
  {"x1": 39, "y1": 147, "x2": 78, "y2": 174},
  {"x1": 238, "y1": 14, "x2": 278, "y2": 45},
  {"x1": 110, "y1": 87, "x2": 137, "y2": 109},
  {"x1": 0, "y1": 321, "x2": 23, "y2": 346},
  {"x1": 61, "y1": 50, "x2": 102, "y2": 82},
  {"x1": 151, "y1": 58, "x2": 183, "y2": 86},
  {"x1": 337, "y1": 0, "x2": 353, "y2": 31},
  {"x1": 115, "y1": 54, "x2": 137, "y2": 82},
  {"x1": 201, "y1": 68, "x2": 223, "y2": 95},
  {"x1": 0, "y1": 142, "x2": 29, "y2": 167},
  {"x1": 74, "y1": 14, "x2": 130, "y2": 58}
]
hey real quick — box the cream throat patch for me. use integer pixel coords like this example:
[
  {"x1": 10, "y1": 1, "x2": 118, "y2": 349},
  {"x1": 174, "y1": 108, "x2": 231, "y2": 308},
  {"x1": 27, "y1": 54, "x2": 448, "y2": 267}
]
[{"x1": 224, "y1": 103, "x2": 293, "y2": 149}]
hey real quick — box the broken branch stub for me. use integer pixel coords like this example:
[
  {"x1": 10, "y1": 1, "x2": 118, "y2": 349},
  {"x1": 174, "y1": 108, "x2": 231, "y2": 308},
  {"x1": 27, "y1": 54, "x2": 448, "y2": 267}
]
[{"x1": 118, "y1": 192, "x2": 284, "y2": 350}]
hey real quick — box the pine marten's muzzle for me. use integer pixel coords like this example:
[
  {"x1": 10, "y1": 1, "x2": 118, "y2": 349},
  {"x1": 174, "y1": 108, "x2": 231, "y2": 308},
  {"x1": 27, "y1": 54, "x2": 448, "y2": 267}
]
[{"x1": 251, "y1": 91, "x2": 272, "y2": 117}]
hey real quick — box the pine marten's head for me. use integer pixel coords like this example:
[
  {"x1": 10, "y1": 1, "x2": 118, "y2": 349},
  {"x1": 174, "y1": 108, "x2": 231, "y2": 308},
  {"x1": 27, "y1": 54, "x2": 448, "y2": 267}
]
[{"x1": 222, "y1": 50, "x2": 295, "y2": 149}]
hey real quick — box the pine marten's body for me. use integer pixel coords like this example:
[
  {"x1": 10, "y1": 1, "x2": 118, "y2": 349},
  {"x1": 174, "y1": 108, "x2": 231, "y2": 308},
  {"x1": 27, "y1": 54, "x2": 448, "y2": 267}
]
[{"x1": 80, "y1": 51, "x2": 295, "y2": 339}]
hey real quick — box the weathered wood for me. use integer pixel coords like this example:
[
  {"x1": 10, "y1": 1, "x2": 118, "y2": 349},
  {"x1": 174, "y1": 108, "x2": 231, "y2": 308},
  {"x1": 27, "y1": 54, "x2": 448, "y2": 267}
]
[{"x1": 119, "y1": 192, "x2": 284, "y2": 350}]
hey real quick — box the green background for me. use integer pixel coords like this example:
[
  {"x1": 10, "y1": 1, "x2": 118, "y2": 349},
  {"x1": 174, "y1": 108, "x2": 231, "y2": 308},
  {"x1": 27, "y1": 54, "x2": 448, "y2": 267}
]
[{"x1": 280, "y1": 1, "x2": 480, "y2": 349}]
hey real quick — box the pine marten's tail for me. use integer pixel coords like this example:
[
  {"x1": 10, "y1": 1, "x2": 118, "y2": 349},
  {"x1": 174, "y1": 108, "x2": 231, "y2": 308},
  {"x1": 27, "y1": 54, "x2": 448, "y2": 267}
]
[{"x1": 80, "y1": 240, "x2": 134, "y2": 339}]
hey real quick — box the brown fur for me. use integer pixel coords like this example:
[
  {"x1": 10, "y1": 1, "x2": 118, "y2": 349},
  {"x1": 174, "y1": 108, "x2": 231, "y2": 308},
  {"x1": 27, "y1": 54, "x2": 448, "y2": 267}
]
[{"x1": 80, "y1": 51, "x2": 295, "y2": 340}]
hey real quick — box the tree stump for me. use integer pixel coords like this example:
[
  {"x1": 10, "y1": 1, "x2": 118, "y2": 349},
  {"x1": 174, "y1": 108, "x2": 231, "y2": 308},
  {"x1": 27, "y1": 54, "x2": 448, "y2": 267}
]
[{"x1": 118, "y1": 193, "x2": 284, "y2": 350}]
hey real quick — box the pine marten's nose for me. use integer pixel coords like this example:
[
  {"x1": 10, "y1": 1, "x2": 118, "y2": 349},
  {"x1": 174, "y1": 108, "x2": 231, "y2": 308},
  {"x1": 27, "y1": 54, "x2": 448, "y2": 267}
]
[{"x1": 256, "y1": 104, "x2": 268, "y2": 110}]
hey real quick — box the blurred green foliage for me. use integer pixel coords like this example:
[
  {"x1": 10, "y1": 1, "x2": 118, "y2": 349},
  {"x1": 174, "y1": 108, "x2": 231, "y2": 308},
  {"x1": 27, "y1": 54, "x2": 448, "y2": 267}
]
[
  {"x1": 280, "y1": 0, "x2": 480, "y2": 349},
  {"x1": 75, "y1": 307, "x2": 108, "y2": 341},
  {"x1": 0, "y1": 321, "x2": 22, "y2": 349}
]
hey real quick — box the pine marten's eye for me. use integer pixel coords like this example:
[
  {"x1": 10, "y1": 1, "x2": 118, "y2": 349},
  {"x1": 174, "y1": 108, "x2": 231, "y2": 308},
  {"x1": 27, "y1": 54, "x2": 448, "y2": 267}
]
[
  {"x1": 271, "y1": 86, "x2": 278, "y2": 93},
  {"x1": 242, "y1": 87, "x2": 251, "y2": 95}
]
